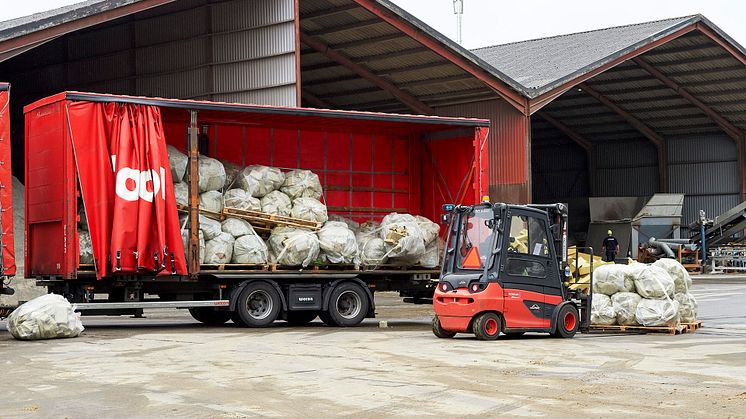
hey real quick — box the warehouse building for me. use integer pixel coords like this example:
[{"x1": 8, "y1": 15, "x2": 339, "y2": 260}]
[{"x1": 0, "y1": 1, "x2": 744, "y2": 241}]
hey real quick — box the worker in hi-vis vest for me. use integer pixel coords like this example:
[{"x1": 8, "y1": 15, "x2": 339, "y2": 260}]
[{"x1": 602, "y1": 230, "x2": 620, "y2": 262}]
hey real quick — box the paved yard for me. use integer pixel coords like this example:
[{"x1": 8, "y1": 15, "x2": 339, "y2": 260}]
[{"x1": 1, "y1": 281, "x2": 745, "y2": 417}]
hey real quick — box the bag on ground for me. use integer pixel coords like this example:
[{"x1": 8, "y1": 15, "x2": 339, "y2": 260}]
[
  {"x1": 653, "y1": 258, "x2": 692, "y2": 293},
  {"x1": 268, "y1": 227, "x2": 320, "y2": 267},
  {"x1": 198, "y1": 156, "x2": 226, "y2": 193},
  {"x1": 591, "y1": 293, "x2": 616, "y2": 325},
  {"x1": 204, "y1": 232, "x2": 235, "y2": 264},
  {"x1": 238, "y1": 165, "x2": 285, "y2": 198},
  {"x1": 611, "y1": 292, "x2": 642, "y2": 325},
  {"x1": 291, "y1": 197, "x2": 328, "y2": 223},
  {"x1": 223, "y1": 188, "x2": 261, "y2": 211},
  {"x1": 281, "y1": 169, "x2": 323, "y2": 200},
  {"x1": 261, "y1": 190, "x2": 292, "y2": 217},
  {"x1": 7, "y1": 294, "x2": 85, "y2": 340},
  {"x1": 317, "y1": 221, "x2": 358, "y2": 264},
  {"x1": 635, "y1": 298, "x2": 680, "y2": 326}
]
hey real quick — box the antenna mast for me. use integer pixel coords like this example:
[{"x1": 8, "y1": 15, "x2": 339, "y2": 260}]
[{"x1": 453, "y1": 0, "x2": 464, "y2": 44}]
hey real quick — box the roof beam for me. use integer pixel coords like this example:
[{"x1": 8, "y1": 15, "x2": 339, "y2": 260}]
[
  {"x1": 633, "y1": 57, "x2": 743, "y2": 141},
  {"x1": 301, "y1": 4, "x2": 360, "y2": 20},
  {"x1": 578, "y1": 82, "x2": 668, "y2": 192},
  {"x1": 300, "y1": 31, "x2": 433, "y2": 114},
  {"x1": 329, "y1": 33, "x2": 409, "y2": 51},
  {"x1": 305, "y1": 18, "x2": 381, "y2": 37}
]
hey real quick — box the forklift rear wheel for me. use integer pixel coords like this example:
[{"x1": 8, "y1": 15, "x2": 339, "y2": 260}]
[
  {"x1": 189, "y1": 308, "x2": 232, "y2": 326},
  {"x1": 432, "y1": 316, "x2": 456, "y2": 338},
  {"x1": 552, "y1": 304, "x2": 579, "y2": 338},
  {"x1": 472, "y1": 312, "x2": 501, "y2": 341}
]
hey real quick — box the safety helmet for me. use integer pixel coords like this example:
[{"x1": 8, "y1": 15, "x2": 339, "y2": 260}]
[{"x1": 607, "y1": 230, "x2": 613, "y2": 236}]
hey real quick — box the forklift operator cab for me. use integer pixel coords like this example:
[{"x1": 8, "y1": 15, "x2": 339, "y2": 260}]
[{"x1": 433, "y1": 202, "x2": 586, "y2": 340}]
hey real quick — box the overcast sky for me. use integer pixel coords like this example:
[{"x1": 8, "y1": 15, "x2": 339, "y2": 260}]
[{"x1": 4, "y1": 1, "x2": 745, "y2": 49}]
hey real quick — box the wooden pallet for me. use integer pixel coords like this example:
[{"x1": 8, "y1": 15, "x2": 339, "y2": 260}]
[
  {"x1": 223, "y1": 207, "x2": 322, "y2": 231},
  {"x1": 590, "y1": 322, "x2": 702, "y2": 335},
  {"x1": 176, "y1": 204, "x2": 225, "y2": 221}
]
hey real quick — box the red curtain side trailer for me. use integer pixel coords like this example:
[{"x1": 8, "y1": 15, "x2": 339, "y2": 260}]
[
  {"x1": 24, "y1": 91, "x2": 489, "y2": 327},
  {"x1": 0, "y1": 83, "x2": 16, "y2": 300}
]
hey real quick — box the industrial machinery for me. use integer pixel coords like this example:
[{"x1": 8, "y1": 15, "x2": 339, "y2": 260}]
[{"x1": 432, "y1": 202, "x2": 591, "y2": 340}]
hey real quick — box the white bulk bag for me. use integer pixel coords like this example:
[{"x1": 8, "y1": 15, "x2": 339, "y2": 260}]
[
  {"x1": 261, "y1": 190, "x2": 292, "y2": 217},
  {"x1": 167, "y1": 145, "x2": 188, "y2": 182},
  {"x1": 268, "y1": 227, "x2": 320, "y2": 267},
  {"x1": 291, "y1": 197, "x2": 328, "y2": 223},
  {"x1": 611, "y1": 292, "x2": 642, "y2": 325},
  {"x1": 198, "y1": 156, "x2": 226, "y2": 192},
  {"x1": 174, "y1": 182, "x2": 189, "y2": 207},
  {"x1": 591, "y1": 294, "x2": 616, "y2": 325},
  {"x1": 232, "y1": 225, "x2": 268, "y2": 264},
  {"x1": 317, "y1": 221, "x2": 358, "y2": 264},
  {"x1": 653, "y1": 258, "x2": 692, "y2": 293},
  {"x1": 221, "y1": 217, "x2": 254, "y2": 238},
  {"x1": 204, "y1": 232, "x2": 235, "y2": 264},
  {"x1": 380, "y1": 213, "x2": 426, "y2": 263},
  {"x1": 281, "y1": 169, "x2": 323, "y2": 200},
  {"x1": 633, "y1": 265, "x2": 675, "y2": 299},
  {"x1": 79, "y1": 229, "x2": 94, "y2": 264},
  {"x1": 223, "y1": 188, "x2": 261, "y2": 211},
  {"x1": 415, "y1": 215, "x2": 440, "y2": 246},
  {"x1": 635, "y1": 298, "x2": 680, "y2": 326},
  {"x1": 674, "y1": 292, "x2": 698, "y2": 323},
  {"x1": 199, "y1": 190, "x2": 223, "y2": 213},
  {"x1": 7, "y1": 294, "x2": 84, "y2": 340},
  {"x1": 221, "y1": 160, "x2": 242, "y2": 189},
  {"x1": 592, "y1": 264, "x2": 633, "y2": 296},
  {"x1": 238, "y1": 165, "x2": 285, "y2": 198}
]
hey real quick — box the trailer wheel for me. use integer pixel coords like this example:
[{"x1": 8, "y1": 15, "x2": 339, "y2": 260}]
[
  {"x1": 285, "y1": 311, "x2": 318, "y2": 326},
  {"x1": 472, "y1": 312, "x2": 501, "y2": 341},
  {"x1": 432, "y1": 316, "x2": 456, "y2": 338},
  {"x1": 323, "y1": 282, "x2": 369, "y2": 327},
  {"x1": 189, "y1": 308, "x2": 232, "y2": 326},
  {"x1": 234, "y1": 282, "x2": 281, "y2": 327},
  {"x1": 552, "y1": 304, "x2": 579, "y2": 338}
]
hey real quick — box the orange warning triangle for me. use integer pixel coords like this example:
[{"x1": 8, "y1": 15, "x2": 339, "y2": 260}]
[{"x1": 463, "y1": 247, "x2": 482, "y2": 268}]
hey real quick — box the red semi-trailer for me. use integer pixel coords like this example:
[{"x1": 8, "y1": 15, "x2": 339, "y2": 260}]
[
  {"x1": 0, "y1": 83, "x2": 16, "y2": 304},
  {"x1": 23, "y1": 91, "x2": 489, "y2": 327}
]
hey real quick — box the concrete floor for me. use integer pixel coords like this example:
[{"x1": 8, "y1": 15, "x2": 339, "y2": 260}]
[{"x1": 1, "y1": 281, "x2": 745, "y2": 417}]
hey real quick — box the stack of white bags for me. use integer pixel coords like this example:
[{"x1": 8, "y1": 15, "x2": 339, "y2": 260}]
[{"x1": 591, "y1": 258, "x2": 697, "y2": 327}]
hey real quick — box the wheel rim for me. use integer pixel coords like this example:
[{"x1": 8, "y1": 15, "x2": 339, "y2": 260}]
[
  {"x1": 246, "y1": 290, "x2": 273, "y2": 320},
  {"x1": 484, "y1": 318, "x2": 498, "y2": 335},
  {"x1": 563, "y1": 311, "x2": 577, "y2": 331},
  {"x1": 336, "y1": 290, "x2": 362, "y2": 319}
]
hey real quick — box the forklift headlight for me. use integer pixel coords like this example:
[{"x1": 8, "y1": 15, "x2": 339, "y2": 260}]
[
  {"x1": 439, "y1": 282, "x2": 452, "y2": 292},
  {"x1": 471, "y1": 283, "x2": 479, "y2": 292},
  {"x1": 469, "y1": 282, "x2": 485, "y2": 293}
]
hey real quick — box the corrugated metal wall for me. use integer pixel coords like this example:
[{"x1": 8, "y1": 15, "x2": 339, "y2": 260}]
[
  {"x1": 667, "y1": 134, "x2": 740, "y2": 231},
  {"x1": 593, "y1": 139, "x2": 659, "y2": 197},
  {"x1": 2, "y1": 0, "x2": 297, "y2": 106},
  {"x1": 436, "y1": 99, "x2": 530, "y2": 203}
]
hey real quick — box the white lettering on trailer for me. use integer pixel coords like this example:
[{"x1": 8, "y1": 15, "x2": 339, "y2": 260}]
[{"x1": 114, "y1": 165, "x2": 167, "y2": 202}]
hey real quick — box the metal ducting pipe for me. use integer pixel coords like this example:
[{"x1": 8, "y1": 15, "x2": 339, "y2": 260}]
[{"x1": 648, "y1": 238, "x2": 676, "y2": 259}]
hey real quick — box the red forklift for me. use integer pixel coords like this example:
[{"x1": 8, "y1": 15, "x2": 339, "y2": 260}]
[{"x1": 432, "y1": 202, "x2": 591, "y2": 340}]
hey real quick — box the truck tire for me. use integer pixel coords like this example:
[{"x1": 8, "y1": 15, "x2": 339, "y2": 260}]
[
  {"x1": 432, "y1": 316, "x2": 456, "y2": 338},
  {"x1": 323, "y1": 282, "x2": 369, "y2": 327},
  {"x1": 552, "y1": 304, "x2": 579, "y2": 338},
  {"x1": 285, "y1": 311, "x2": 318, "y2": 326},
  {"x1": 189, "y1": 308, "x2": 232, "y2": 326},
  {"x1": 472, "y1": 312, "x2": 501, "y2": 341},
  {"x1": 234, "y1": 282, "x2": 281, "y2": 327}
]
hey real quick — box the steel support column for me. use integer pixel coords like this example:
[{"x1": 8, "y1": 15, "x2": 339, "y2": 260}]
[
  {"x1": 537, "y1": 112, "x2": 597, "y2": 196},
  {"x1": 299, "y1": 32, "x2": 433, "y2": 114},
  {"x1": 578, "y1": 83, "x2": 668, "y2": 193}
]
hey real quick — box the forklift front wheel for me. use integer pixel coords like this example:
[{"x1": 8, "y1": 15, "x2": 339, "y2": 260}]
[
  {"x1": 552, "y1": 304, "x2": 579, "y2": 338},
  {"x1": 432, "y1": 316, "x2": 456, "y2": 339},
  {"x1": 472, "y1": 312, "x2": 502, "y2": 341}
]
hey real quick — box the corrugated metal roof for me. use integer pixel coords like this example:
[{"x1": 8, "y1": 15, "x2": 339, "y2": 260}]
[{"x1": 471, "y1": 16, "x2": 697, "y2": 94}]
